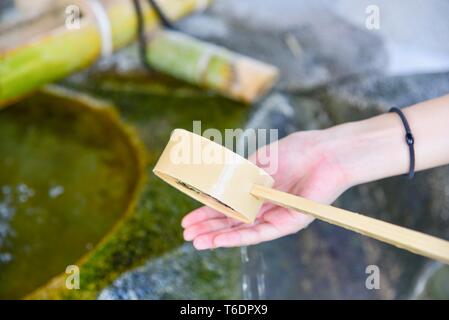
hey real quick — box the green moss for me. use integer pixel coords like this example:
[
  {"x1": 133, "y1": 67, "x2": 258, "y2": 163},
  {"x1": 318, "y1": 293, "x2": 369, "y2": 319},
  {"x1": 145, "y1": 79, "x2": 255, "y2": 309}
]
[{"x1": 28, "y1": 73, "x2": 247, "y2": 299}]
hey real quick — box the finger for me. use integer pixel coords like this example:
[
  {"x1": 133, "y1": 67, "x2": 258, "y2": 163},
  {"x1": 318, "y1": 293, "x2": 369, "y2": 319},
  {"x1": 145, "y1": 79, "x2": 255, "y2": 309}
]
[
  {"x1": 191, "y1": 206, "x2": 293, "y2": 250},
  {"x1": 183, "y1": 217, "x2": 242, "y2": 241},
  {"x1": 181, "y1": 206, "x2": 224, "y2": 228},
  {"x1": 187, "y1": 202, "x2": 275, "y2": 247},
  {"x1": 183, "y1": 196, "x2": 275, "y2": 228},
  {"x1": 213, "y1": 222, "x2": 283, "y2": 248},
  {"x1": 192, "y1": 221, "x2": 281, "y2": 250}
]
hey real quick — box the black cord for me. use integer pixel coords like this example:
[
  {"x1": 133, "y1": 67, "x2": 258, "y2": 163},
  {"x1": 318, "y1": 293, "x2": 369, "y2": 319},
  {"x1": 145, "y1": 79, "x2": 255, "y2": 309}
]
[
  {"x1": 131, "y1": 0, "x2": 152, "y2": 71},
  {"x1": 389, "y1": 107, "x2": 415, "y2": 179},
  {"x1": 147, "y1": 0, "x2": 176, "y2": 29},
  {"x1": 131, "y1": 0, "x2": 177, "y2": 72}
]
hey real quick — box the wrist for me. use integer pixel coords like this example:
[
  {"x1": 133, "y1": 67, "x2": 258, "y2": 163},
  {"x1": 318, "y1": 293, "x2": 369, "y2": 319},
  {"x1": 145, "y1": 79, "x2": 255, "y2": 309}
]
[{"x1": 321, "y1": 113, "x2": 410, "y2": 187}]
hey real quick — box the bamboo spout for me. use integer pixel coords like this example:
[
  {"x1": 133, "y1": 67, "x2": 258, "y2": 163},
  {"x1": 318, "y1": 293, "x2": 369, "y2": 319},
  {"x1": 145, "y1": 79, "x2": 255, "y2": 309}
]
[
  {"x1": 0, "y1": 0, "x2": 214, "y2": 107},
  {"x1": 145, "y1": 30, "x2": 279, "y2": 103}
]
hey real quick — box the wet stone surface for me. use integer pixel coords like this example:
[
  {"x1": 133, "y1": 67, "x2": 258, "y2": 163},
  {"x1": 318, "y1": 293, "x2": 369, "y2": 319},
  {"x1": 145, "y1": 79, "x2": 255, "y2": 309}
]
[{"x1": 99, "y1": 244, "x2": 241, "y2": 300}]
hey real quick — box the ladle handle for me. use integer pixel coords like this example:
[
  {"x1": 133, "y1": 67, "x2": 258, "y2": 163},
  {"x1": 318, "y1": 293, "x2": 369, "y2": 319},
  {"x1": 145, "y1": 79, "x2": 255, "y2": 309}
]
[{"x1": 251, "y1": 184, "x2": 449, "y2": 264}]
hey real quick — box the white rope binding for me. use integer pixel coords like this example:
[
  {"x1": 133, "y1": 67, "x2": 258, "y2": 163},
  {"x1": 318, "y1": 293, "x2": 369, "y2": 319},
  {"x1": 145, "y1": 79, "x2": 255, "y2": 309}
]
[{"x1": 87, "y1": 0, "x2": 113, "y2": 57}]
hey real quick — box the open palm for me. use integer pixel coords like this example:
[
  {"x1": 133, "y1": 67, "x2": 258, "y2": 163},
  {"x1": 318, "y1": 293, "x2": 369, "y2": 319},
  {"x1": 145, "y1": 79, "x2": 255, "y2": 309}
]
[{"x1": 181, "y1": 131, "x2": 351, "y2": 250}]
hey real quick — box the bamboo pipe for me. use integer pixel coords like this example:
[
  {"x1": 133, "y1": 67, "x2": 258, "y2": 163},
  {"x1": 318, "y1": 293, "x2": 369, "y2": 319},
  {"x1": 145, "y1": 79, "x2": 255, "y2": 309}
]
[
  {"x1": 145, "y1": 30, "x2": 278, "y2": 103},
  {"x1": 0, "y1": 0, "x2": 213, "y2": 107},
  {"x1": 153, "y1": 129, "x2": 449, "y2": 264}
]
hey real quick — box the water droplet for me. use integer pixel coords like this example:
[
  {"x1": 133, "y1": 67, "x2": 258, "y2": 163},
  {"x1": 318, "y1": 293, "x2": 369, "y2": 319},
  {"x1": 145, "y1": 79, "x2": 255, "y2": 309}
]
[
  {"x1": 49, "y1": 186, "x2": 64, "y2": 199},
  {"x1": 16, "y1": 184, "x2": 35, "y2": 203},
  {"x1": 0, "y1": 253, "x2": 13, "y2": 264}
]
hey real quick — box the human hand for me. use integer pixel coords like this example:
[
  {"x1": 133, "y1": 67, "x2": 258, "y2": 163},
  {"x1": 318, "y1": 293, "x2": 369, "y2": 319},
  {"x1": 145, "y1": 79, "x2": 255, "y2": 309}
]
[{"x1": 181, "y1": 129, "x2": 354, "y2": 250}]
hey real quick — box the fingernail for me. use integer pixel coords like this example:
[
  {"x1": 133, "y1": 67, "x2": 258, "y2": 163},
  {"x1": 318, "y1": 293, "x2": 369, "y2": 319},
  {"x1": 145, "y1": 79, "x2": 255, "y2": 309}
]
[
  {"x1": 183, "y1": 229, "x2": 194, "y2": 241},
  {"x1": 193, "y1": 238, "x2": 209, "y2": 250}
]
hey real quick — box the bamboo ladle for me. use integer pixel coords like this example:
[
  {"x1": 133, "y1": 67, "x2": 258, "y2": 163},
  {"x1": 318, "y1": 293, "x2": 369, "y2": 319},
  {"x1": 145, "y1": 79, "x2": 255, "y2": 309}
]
[{"x1": 154, "y1": 129, "x2": 449, "y2": 264}]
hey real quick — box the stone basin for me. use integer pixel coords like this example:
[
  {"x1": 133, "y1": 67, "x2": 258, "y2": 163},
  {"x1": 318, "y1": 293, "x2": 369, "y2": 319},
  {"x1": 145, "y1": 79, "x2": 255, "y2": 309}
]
[{"x1": 0, "y1": 86, "x2": 146, "y2": 299}]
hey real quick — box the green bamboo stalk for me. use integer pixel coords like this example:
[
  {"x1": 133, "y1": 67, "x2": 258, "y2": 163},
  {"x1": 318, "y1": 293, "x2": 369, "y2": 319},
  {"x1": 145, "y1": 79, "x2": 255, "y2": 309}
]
[
  {"x1": 0, "y1": 0, "x2": 212, "y2": 107},
  {"x1": 145, "y1": 30, "x2": 279, "y2": 103}
]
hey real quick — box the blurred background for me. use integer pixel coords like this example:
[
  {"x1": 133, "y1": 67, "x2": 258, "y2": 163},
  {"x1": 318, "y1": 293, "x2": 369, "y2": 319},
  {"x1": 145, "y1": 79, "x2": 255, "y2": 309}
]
[{"x1": 1, "y1": 0, "x2": 449, "y2": 299}]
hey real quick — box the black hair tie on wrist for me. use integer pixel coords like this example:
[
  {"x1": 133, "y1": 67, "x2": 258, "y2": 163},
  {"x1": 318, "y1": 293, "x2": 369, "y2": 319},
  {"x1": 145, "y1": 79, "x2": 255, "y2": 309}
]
[{"x1": 389, "y1": 107, "x2": 415, "y2": 179}]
